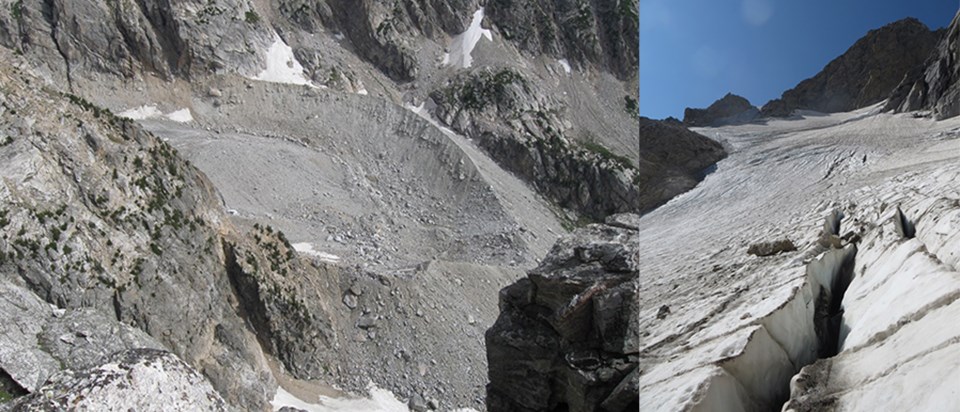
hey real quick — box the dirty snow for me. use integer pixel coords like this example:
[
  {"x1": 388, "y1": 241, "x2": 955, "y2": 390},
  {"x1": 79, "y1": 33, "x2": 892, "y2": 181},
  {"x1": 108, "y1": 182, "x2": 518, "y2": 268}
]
[
  {"x1": 292, "y1": 242, "x2": 341, "y2": 263},
  {"x1": 119, "y1": 106, "x2": 193, "y2": 123},
  {"x1": 442, "y1": 8, "x2": 492, "y2": 68},
  {"x1": 118, "y1": 105, "x2": 162, "y2": 120},
  {"x1": 165, "y1": 108, "x2": 193, "y2": 123},
  {"x1": 271, "y1": 383, "x2": 409, "y2": 412},
  {"x1": 254, "y1": 33, "x2": 312, "y2": 86}
]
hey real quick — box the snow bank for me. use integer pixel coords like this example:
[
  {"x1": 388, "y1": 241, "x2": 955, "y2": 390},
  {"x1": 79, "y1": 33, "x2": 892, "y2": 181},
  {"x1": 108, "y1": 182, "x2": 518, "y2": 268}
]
[
  {"x1": 119, "y1": 106, "x2": 193, "y2": 123},
  {"x1": 271, "y1": 383, "x2": 408, "y2": 412},
  {"x1": 118, "y1": 105, "x2": 162, "y2": 120},
  {"x1": 442, "y1": 8, "x2": 492, "y2": 68},
  {"x1": 292, "y1": 242, "x2": 341, "y2": 263},
  {"x1": 254, "y1": 33, "x2": 312, "y2": 86},
  {"x1": 558, "y1": 59, "x2": 572, "y2": 74},
  {"x1": 165, "y1": 108, "x2": 193, "y2": 123}
]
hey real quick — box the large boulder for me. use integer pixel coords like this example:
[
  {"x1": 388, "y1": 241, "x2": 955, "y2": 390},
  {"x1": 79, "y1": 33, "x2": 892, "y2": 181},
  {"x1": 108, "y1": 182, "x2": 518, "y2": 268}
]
[
  {"x1": 884, "y1": 10, "x2": 960, "y2": 119},
  {"x1": 762, "y1": 18, "x2": 939, "y2": 117},
  {"x1": 683, "y1": 93, "x2": 759, "y2": 127},
  {"x1": 485, "y1": 214, "x2": 639, "y2": 412}
]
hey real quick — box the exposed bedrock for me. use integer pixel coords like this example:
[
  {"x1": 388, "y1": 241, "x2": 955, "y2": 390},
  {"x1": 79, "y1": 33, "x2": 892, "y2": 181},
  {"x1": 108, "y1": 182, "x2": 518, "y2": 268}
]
[
  {"x1": 884, "y1": 10, "x2": 960, "y2": 120},
  {"x1": 485, "y1": 214, "x2": 639, "y2": 412},
  {"x1": 7, "y1": 349, "x2": 227, "y2": 411},
  {"x1": 484, "y1": 0, "x2": 639, "y2": 79},
  {"x1": 431, "y1": 68, "x2": 641, "y2": 220}
]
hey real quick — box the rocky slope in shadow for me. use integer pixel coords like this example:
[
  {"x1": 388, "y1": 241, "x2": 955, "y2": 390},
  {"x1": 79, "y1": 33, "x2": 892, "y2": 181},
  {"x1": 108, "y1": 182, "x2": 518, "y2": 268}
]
[
  {"x1": 485, "y1": 214, "x2": 639, "y2": 412},
  {"x1": 884, "y1": 10, "x2": 960, "y2": 120},
  {"x1": 761, "y1": 18, "x2": 939, "y2": 117},
  {"x1": 638, "y1": 117, "x2": 727, "y2": 215}
]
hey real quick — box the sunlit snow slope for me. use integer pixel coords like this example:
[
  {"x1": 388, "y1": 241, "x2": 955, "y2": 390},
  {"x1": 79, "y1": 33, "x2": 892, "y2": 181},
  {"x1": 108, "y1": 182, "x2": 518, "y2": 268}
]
[{"x1": 637, "y1": 105, "x2": 960, "y2": 411}]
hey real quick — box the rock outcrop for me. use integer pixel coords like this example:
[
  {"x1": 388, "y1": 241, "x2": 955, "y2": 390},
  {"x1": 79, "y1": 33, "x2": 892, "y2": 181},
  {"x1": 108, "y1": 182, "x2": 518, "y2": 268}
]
[
  {"x1": 485, "y1": 0, "x2": 639, "y2": 79},
  {"x1": 683, "y1": 93, "x2": 759, "y2": 127},
  {"x1": 8, "y1": 349, "x2": 227, "y2": 411},
  {"x1": 637, "y1": 117, "x2": 726, "y2": 215},
  {"x1": 280, "y1": 0, "x2": 480, "y2": 81},
  {"x1": 884, "y1": 10, "x2": 960, "y2": 120},
  {"x1": 431, "y1": 68, "x2": 640, "y2": 221},
  {"x1": 485, "y1": 214, "x2": 639, "y2": 412},
  {"x1": 762, "y1": 18, "x2": 939, "y2": 117},
  {"x1": 0, "y1": 0, "x2": 275, "y2": 86},
  {"x1": 0, "y1": 50, "x2": 348, "y2": 409}
]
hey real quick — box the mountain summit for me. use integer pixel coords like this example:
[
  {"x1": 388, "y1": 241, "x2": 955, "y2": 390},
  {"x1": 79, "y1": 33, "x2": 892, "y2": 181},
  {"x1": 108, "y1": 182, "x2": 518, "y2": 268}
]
[{"x1": 761, "y1": 17, "x2": 940, "y2": 117}]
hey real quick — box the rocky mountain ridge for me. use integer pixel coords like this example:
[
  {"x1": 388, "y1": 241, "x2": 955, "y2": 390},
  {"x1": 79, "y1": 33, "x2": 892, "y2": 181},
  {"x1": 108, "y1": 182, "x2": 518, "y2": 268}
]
[
  {"x1": 885, "y1": 10, "x2": 960, "y2": 120},
  {"x1": 760, "y1": 17, "x2": 940, "y2": 117},
  {"x1": 683, "y1": 93, "x2": 759, "y2": 127}
]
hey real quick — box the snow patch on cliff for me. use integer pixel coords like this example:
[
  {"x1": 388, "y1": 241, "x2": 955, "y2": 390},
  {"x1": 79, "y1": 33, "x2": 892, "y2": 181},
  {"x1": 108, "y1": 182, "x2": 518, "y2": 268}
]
[
  {"x1": 254, "y1": 33, "x2": 312, "y2": 86},
  {"x1": 442, "y1": 8, "x2": 493, "y2": 68}
]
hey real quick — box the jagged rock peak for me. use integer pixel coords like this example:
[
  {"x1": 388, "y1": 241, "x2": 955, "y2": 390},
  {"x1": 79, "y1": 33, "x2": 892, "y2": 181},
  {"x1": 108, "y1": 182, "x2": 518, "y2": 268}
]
[
  {"x1": 683, "y1": 92, "x2": 759, "y2": 126},
  {"x1": 485, "y1": 215, "x2": 639, "y2": 411},
  {"x1": 762, "y1": 17, "x2": 939, "y2": 117},
  {"x1": 884, "y1": 10, "x2": 960, "y2": 119}
]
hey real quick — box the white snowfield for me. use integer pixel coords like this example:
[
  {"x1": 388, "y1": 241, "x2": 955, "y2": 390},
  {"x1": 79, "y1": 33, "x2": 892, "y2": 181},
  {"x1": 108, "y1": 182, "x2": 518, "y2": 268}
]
[
  {"x1": 270, "y1": 383, "x2": 478, "y2": 412},
  {"x1": 118, "y1": 105, "x2": 193, "y2": 123},
  {"x1": 442, "y1": 8, "x2": 492, "y2": 68},
  {"x1": 637, "y1": 105, "x2": 960, "y2": 411},
  {"x1": 254, "y1": 33, "x2": 313, "y2": 86},
  {"x1": 292, "y1": 242, "x2": 341, "y2": 263}
]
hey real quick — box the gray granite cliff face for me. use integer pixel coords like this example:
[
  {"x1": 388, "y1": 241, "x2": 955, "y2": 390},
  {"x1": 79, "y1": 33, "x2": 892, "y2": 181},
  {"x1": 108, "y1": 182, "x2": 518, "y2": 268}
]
[{"x1": 884, "y1": 10, "x2": 960, "y2": 120}]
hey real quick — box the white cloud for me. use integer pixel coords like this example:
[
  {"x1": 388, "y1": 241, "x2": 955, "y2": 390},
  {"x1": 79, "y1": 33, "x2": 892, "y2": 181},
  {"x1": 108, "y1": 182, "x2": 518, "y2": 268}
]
[{"x1": 741, "y1": 0, "x2": 773, "y2": 26}]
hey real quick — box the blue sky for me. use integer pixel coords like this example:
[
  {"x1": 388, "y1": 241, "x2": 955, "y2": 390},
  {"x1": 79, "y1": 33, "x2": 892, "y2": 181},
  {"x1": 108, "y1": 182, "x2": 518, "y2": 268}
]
[{"x1": 640, "y1": 0, "x2": 960, "y2": 120}]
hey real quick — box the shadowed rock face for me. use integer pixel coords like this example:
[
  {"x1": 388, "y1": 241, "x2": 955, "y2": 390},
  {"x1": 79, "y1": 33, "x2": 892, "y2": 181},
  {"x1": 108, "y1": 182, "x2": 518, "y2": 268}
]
[
  {"x1": 761, "y1": 18, "x2": 939, "y2": 117},
  {"x1": 683, "y1": 93, "x2": 759, "y2": 127},
  {"x1": 638, "y1": 117, "x2": 727, "y2": 215},
  {"x1": 485, "y1": 215, "x2": 639, "y2": 412},
  {"x1": 884, "y1": 10, "x2": 960, "y2": 120}
]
